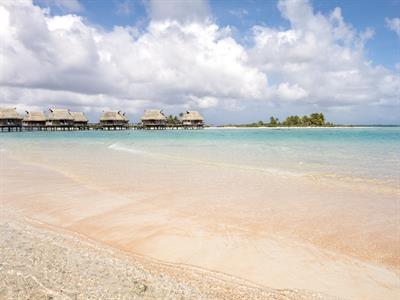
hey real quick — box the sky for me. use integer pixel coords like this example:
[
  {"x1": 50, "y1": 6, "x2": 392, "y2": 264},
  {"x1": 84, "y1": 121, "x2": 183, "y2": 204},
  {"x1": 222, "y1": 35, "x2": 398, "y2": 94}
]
[{"x1": 0, "y1": 0, "x2": 399, "y2": 125}]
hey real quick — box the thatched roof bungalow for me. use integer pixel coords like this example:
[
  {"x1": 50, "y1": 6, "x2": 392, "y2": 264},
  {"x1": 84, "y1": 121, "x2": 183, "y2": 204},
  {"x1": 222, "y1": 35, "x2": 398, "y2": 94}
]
[
  {"x1": 181, "y1": 111, "x2": 204, "y2": 128},
  {"x1": 71, "y1": 112, "x2": 88, "y2": 128},
  {"x1": 141, "y1": 109, "x2": 167, "y2": 129},
  {"x1": 0, "y1": 107, "x2": 23, "y2": 129},
  {"x1": 23, "y1": 111, "x2": 46, "y2": 128},
  {"x1": 46, "y1": 108, "x2": 74, "y2": 127},
  {"x1": 99, "y1": 111, "x2": 129, "y2": 129}
]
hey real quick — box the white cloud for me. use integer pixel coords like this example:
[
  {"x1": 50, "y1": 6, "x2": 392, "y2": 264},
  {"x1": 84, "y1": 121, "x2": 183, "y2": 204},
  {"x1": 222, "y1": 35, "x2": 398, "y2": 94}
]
[
  {"x1": 386, "y1": 17, "x2": 400, "y2": 37},
  {"x1": 0, "y1": 0, "x2": 399, "y2": 124},
  {"x1": 248, "y1": 0, "x2": 399, "y2": 108},
  {"x1": 1, "y1": 86, "x2": 151, "y2": 116},
  {"x1": 275, "y1": 83, "x2": 309, "y2": 101},
  {"x1": 187, "y1": 96, "x2": 219, "y2": 109},
  {"x1": 0, "y1": 0, "x2": 267, "y2": 116}
]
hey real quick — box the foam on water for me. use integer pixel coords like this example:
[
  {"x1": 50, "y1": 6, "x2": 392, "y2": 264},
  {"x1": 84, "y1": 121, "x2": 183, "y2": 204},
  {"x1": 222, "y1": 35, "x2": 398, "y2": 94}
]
[{"x1": 107, "y1": 143, "x2": 148, "y2": 155}]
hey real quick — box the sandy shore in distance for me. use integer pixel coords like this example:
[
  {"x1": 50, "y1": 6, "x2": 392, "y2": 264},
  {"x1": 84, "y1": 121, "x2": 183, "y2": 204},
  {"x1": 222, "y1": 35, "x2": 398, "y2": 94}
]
[{"x1": 1, "y1": 151, "x2": 399, "y2": 299}]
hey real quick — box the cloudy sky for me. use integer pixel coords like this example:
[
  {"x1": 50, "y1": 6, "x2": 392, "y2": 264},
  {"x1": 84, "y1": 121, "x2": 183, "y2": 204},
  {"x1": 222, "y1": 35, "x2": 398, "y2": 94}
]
[{"x1": 1, "y1": 0, "x2": 399, "y2": 124}]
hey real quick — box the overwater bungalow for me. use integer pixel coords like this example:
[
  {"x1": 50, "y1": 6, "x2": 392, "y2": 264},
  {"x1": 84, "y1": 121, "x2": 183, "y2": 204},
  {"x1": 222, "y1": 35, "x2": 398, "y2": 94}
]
[
  {"x1": 99, "y1": 111, "x2": 129, "y2": 130},
  {"x1": 0, "y1": 107, "x2": 23, "y2": 131},
  {"x1": 71, "y1": 112, "x2": 89, "y2": 129},
  {"x1": 23, "y1": 111, "x2": 46, "y2": 130},
  {"x1": 46, "y1": 108, "x2": 75, "y2": 130},
  {"x1": 181, "y1": 111, "x2": 204, "y2": 129},
  {"x1": 141, "y1": 109, "x2": 167, "y2": 129}
]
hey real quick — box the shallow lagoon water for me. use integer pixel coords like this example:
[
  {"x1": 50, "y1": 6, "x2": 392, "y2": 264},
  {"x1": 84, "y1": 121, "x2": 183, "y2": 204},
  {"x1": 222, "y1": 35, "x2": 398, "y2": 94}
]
[{"x1": 2, "y1": 127, "x2": 399, "y2": 183}]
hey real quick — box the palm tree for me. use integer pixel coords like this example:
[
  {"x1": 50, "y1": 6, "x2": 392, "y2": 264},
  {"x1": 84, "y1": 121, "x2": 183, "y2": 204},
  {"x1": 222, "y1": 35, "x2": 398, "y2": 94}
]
[{"x1": 167, "y1": 115, "x2": 174, "y2": 124}]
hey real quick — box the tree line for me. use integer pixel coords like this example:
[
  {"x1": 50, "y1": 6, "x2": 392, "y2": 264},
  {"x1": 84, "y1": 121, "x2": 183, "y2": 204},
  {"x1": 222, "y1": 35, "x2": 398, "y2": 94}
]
[
  {"x1": 269, "y1": 113, "x2": 333, "y2": 127},
  {"x1": 222, "y1": 113, "x2": 333, "y2": 127}
]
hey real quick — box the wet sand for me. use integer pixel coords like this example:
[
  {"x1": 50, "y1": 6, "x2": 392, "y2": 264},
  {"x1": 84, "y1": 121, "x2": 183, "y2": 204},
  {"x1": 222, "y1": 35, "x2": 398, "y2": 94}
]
[
  {"x1": 2, "y1": 214, "x2": 338, "y2": 299},
  {"x1": 1, "y1": 148, "x2": 399, "y2": 299}
]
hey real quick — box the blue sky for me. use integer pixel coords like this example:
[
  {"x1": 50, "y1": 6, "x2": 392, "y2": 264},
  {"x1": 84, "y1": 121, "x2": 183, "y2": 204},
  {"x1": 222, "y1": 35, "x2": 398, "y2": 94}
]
[{"x1": 1, "y1": 0, "x2": 399, "y2": 124}]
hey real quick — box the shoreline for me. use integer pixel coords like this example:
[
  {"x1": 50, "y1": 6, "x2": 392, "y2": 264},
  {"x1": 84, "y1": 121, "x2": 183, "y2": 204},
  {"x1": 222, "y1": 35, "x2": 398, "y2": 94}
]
[
  {"x1": 207, "y1": 126, "x2": 400, "y2": 129},
  {"x1": 0, "y1": 212, "x2": 337, "y2": 300}
]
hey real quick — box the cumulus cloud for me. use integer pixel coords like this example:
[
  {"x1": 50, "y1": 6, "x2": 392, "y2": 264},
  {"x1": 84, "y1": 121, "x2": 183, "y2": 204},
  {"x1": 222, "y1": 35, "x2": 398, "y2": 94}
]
[
  {"x1": 248, "y1": 0, "x2": 399, "y2": 108},
  {"x1": 275, "y1": 83, "x2": 309, "y2": 101},
  {"x1": 187, "y1": 95, "x2": 219, "y2": 109},
  {"x1": 0, "y1": 0, "x2": 267, "y2": 116},
  {"x1": 386, "y1": 17, "x2": 400, "y2": 37},
  {"x1": 0, "y1": 0, "x2": 399, "y2": 123}
]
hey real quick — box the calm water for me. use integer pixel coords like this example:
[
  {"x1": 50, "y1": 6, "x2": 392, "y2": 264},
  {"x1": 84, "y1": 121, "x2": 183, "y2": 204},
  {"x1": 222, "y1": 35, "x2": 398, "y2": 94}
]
[{"x1": 1, "y1": 127, "x2": 399, "y2": 183}]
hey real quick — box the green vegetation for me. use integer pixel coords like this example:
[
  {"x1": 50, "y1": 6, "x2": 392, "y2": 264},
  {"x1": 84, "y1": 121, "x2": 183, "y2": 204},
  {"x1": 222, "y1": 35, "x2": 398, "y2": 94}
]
[
  {"x1": 220, "y1": 112, "x2": 333, "y2": 127},
  {"x1": 167, "y1": 114, "x2": 179, "y2": 125},
  {"x1": 269, "y1": 116, "x2": 279, "y2": 127},
  {"x1": 278, "y1": 113, "x2": 333, "y2": 127}
]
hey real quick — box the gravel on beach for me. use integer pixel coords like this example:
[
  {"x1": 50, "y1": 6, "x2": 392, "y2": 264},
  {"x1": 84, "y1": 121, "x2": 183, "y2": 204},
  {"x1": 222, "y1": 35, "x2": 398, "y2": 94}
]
[{"x1": 0, "y1": 215, "x2": 340, "y2": 300}]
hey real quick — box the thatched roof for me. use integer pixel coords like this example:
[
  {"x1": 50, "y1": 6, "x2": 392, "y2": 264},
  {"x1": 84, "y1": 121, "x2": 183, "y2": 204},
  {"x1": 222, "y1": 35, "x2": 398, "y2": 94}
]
[
  {"x1": 48, "y1": 108, "x2": 74, "y2": 120},
  {"x1": 141, "y1": 109, "x2": 166, "y2": 121},
  {"x1": 100, "y1": 111, "x2": 128, "y2": 121},
  {"x1": 181, "y1": 111, "x2": 204, "y2": 121},
  {"x1": 0, "y1": 107, "x2": 22, "y2": 120},
  {"x1": 70, "y1": 112, "x2": 88, "y2": 122},
  {"x1": 24, "y1": 111, "x2": 46, "y2": 122}
]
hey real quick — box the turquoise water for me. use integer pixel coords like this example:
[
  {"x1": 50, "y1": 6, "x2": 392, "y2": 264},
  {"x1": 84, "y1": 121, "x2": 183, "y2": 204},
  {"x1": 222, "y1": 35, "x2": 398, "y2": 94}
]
[{"x1": 1, "y1": 127, "x2": 399, "y2": 183}]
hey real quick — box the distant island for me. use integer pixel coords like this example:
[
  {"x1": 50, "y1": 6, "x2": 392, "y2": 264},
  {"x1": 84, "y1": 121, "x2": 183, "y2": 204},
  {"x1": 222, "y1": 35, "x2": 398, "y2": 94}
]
[{"x1": 219, "y1": 112, "x2": 334, "y2": 127}]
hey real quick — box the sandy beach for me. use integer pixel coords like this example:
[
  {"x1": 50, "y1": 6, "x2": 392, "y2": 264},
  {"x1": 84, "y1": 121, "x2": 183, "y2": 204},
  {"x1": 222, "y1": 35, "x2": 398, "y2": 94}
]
[
  {"x1": 1, "y1": 130, "x2": 399, "y2": 300},
  {"x1": 2, "y1": 213, "x2": 338, "y2": 300}
]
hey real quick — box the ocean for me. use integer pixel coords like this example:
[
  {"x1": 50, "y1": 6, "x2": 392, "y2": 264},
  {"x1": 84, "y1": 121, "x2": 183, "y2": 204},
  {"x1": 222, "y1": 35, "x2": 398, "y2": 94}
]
[{"x1": 2, "y1": 127, "x2": 399, "y2": 184}]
